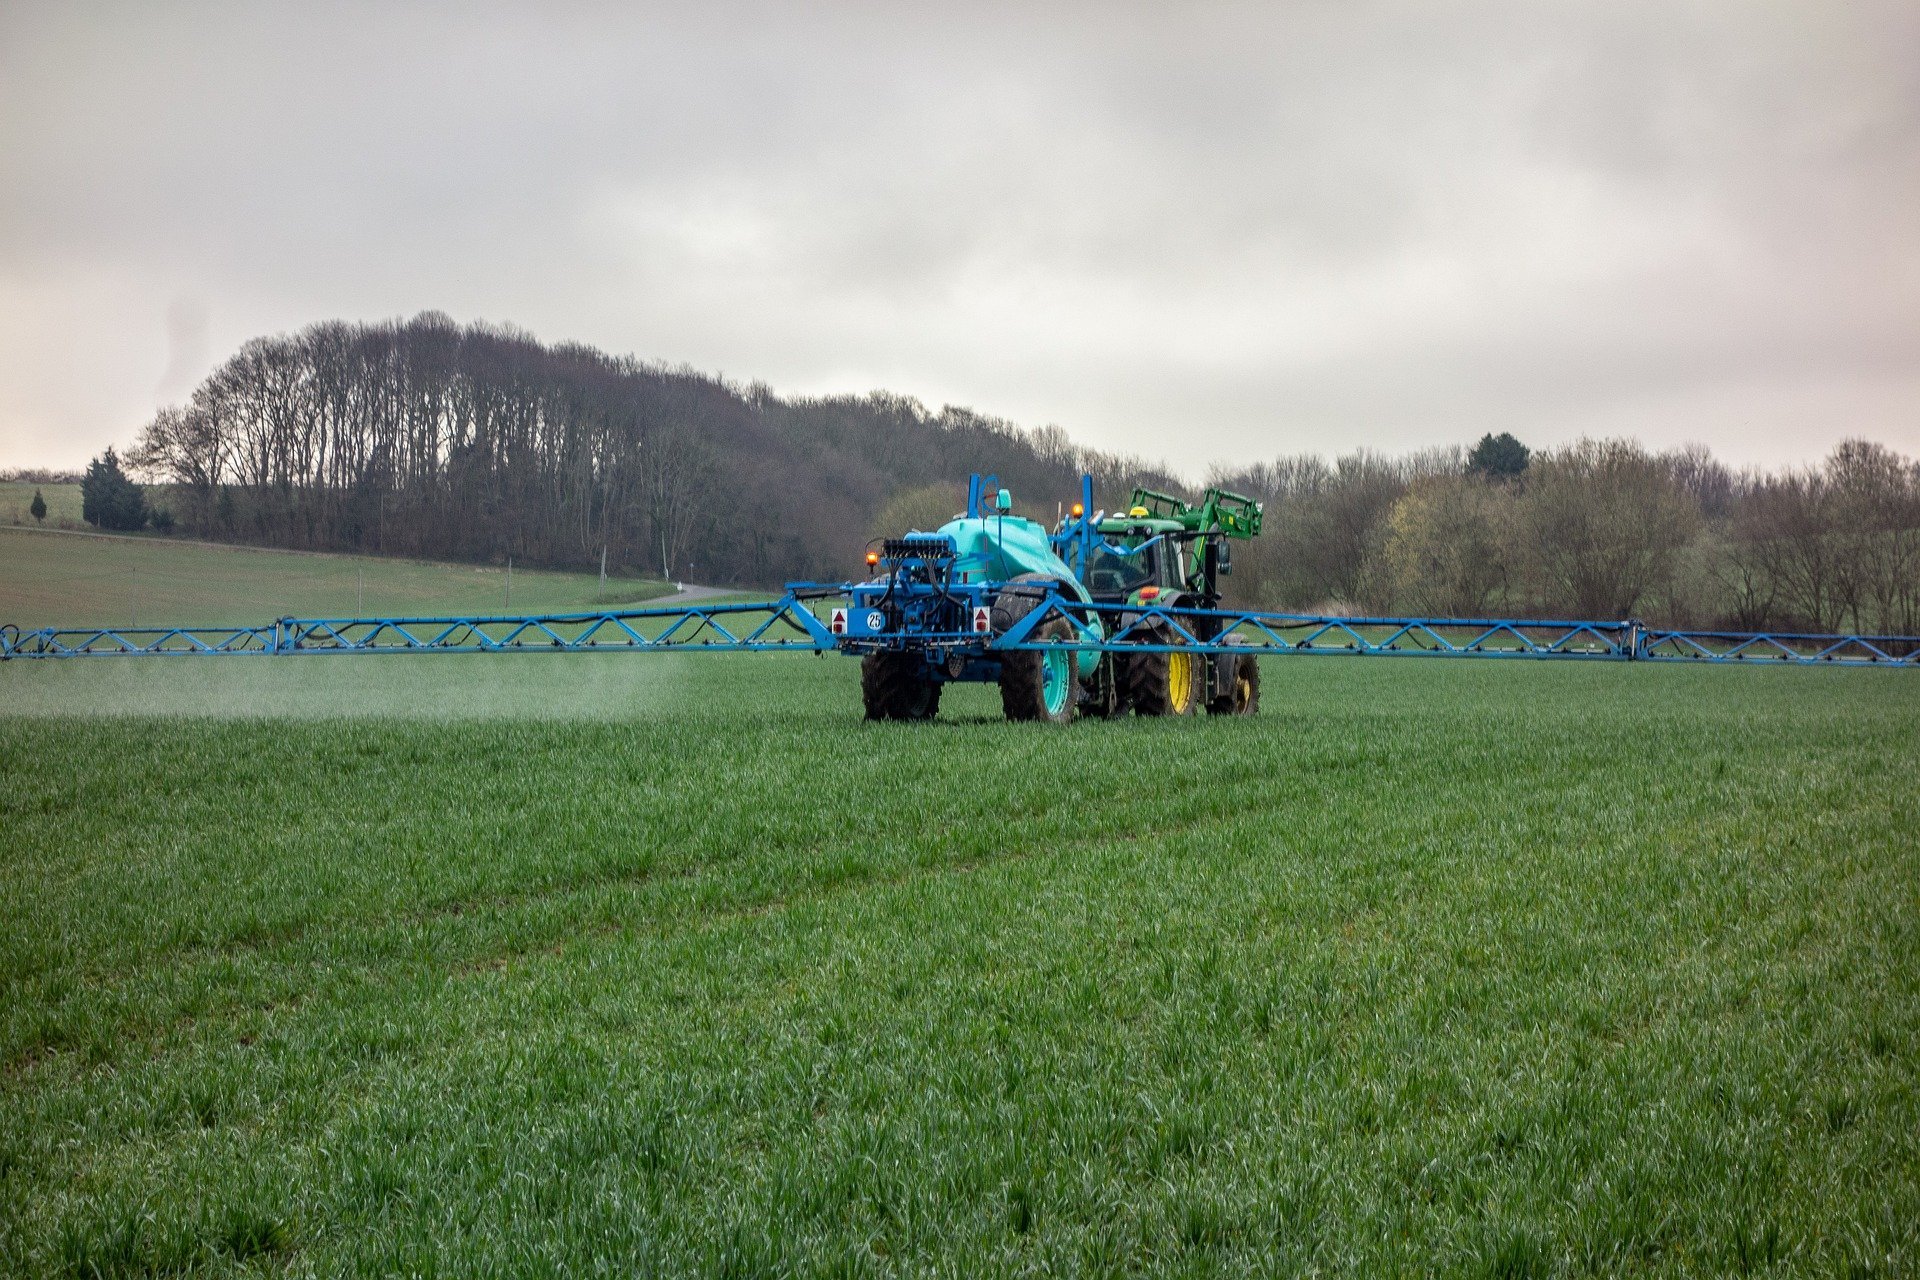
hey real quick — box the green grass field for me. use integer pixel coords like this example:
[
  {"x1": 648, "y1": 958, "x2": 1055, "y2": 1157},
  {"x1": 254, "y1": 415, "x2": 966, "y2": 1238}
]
[
  {"x1": 1, "y1": 645, "x2": 1915, "y2": 1277},
  {"x1": 0, "y1": 526, "x2": 672, "y2": 631},
  {"x1": 0, "y1": 482, "x2": 83, "y2": 529}
]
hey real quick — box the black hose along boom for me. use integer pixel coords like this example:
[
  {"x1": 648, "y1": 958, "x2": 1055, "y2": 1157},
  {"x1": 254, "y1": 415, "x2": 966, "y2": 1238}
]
[{"x1": 5, "y1": 474, "x2": 1916, "y2": 725}]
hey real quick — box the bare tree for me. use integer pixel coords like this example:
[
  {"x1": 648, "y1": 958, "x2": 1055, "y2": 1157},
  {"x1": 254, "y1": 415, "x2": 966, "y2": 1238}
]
[
  {"x1": 1825, "y1": 439, "x2": 1920, "y2": 634},
  {"x1": 1664, "y1": 443, "x2": 1737, "y2": 521},
  {"x1": 1702, "y1": 519, "x2": 1781, "y2": 630},
  {"x1": 129, "y1": 404, "x2": 229, "y2": 529},
  {"x1": 638, "y1": 418, "x2": 715, "y2": 581},
  {"x1": 1379, "y1": 474, "x2": 1512, "y2": 616},
  {"x1": 1736, "y1": 471, "x2": 1838, "y2": 630},
  {"x1": 1513, "y1": 440, "x2": 1698, "y2": 619}
]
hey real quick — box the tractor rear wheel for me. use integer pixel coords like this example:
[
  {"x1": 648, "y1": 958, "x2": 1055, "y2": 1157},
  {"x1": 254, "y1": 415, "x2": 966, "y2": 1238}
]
[
  {"x1": 1207, "y1": 649, "x2": 1261, "y2": 716},
  {"x1": 1128, "y1": 626, "x2": 1202, "y2": 716},
  {"x1": 861, "y1": 653, "x2": 941, "y2": 721},
  {"x1": 999, "y1": 616, "x2": 1077, "y2": 723}
]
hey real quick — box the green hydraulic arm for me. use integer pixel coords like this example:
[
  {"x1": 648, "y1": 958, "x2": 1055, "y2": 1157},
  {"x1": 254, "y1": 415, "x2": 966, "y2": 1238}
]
[
  {"x1": 1123, "y1": 485, "x2": 1263, "y2": 596},
  {"x1": 1126, "y1": 486, "x2": 1263, "y2": 540}
]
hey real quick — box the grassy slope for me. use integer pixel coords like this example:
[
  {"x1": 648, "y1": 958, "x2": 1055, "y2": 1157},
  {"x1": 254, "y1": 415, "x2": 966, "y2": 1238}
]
[
  {"x1": 0, "y1": 655, "x2": 1915, "y2": 1276},
  {"x1": 0, "y1": 526, "x2": 670, "y2": 630}
]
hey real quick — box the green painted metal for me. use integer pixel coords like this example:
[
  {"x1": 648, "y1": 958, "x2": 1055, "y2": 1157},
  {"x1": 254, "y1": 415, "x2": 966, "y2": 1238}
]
[
  {"x1": 1119, "y1": 485, "x2": 1263, "y2": 539},
  {"x1": 1091, "y1": 484, "x2": 1264, "y2": 599}
]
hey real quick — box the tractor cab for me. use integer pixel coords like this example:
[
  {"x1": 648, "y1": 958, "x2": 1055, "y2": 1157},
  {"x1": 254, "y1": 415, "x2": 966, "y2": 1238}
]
[
  {"x1": 1081, "y1": 487, "x2": 1261, "y2": 606},
  {"x1": 1083, "y1": 521, "x2": 1188, "y2": 602}
]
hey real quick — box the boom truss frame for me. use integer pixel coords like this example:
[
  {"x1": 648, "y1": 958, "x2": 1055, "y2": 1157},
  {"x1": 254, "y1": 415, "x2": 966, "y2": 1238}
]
[
  {"x1": 3, "y1": 592, "x2": 1916, "y2": 666},
  {"x1": 0, "y1": 598, "x2": 836, "y2": 660},
  {"x1": 992, "y1": 597, "x2": 1920, "y2": 666}
]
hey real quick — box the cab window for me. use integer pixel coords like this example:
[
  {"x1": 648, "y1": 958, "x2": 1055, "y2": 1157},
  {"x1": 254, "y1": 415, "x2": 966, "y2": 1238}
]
[
  {"x1": 1162, "y1": 542, "x2": 1188, "y2": 589},
  {"x1": 1087, "y1": 542, "x2": 1158, "y2": 595},
  {"x1": 1090, "y1": 545, "x2": 1159, "y2": 598}
]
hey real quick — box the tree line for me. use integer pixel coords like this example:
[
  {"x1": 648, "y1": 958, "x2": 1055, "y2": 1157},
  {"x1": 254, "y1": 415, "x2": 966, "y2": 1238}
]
[
  {"x1": 1212, "y1": 432, "x2": 1920, "y2": 634},
  {"x1": 118, "y1": 312, "x2": 1919, "y2": 632},
  {"x1": 127, "y1": 312, "x2": 1170, "y2": 584}
]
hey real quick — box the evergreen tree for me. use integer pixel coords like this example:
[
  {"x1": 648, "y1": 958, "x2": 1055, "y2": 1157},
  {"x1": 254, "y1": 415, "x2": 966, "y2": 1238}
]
[
  {"x1": 1467, "y1": 432, "x2": 1531, "y2": 480},
  {"x1": 80, "y1": 448, "x2": 148, "y2": 531}
]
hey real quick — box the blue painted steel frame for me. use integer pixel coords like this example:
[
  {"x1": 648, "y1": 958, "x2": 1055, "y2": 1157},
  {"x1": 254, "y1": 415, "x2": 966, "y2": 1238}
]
[
  {"x1": 5, "y1": 590, "x2": 1916, "y2": 666},
  {"x1": 0, "y1": 596, "x2": 837, "y2": 659},
  {"x1": 990, "y1": 597, "x2": 1636, "y2": 657},
  {"x1": 986, "y1": 593, "x2": 1920, "y2": 665}
]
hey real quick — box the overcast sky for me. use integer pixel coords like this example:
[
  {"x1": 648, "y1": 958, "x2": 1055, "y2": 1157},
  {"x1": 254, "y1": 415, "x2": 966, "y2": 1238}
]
[{"x1": 2, "y1": 2, "x2": 1917, "y2": 474}]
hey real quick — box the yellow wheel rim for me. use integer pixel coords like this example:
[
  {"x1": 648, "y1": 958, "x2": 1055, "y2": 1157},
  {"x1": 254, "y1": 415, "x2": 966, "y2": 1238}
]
[{"x1": 1167, "y1": 650, "x2": 1195, "y2": 714}]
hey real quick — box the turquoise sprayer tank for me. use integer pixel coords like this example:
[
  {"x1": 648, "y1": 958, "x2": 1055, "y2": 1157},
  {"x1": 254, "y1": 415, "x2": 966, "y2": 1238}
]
[{"x1": 921, "y1": 513, "x2": 1103, "y2": 679}]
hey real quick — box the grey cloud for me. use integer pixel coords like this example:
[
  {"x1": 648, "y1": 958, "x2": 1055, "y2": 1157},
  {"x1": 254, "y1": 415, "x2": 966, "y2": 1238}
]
[{"x1": 1, "y1": 0, "x2": 1915, "y2": 472}]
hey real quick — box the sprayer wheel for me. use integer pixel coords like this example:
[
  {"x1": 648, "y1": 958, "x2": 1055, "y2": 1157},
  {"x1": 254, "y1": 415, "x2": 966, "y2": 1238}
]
[
  {"x1": 861, "y1": 653, "x2": 941, "y2": 721},
  {"x1": 991, "y1": 574, "x2": 1076, "y2": 725},
  {"x1": 999, "y1": 616, "x2": 1077, "y2": 724},
  {"x1": 1207, "y1": 649, "x2": 1261, "y2": 716}
]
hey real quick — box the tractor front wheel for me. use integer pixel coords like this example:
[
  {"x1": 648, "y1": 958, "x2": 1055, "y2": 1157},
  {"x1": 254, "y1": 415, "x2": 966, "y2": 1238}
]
[
  {"x1": 1127, "y1": 627, "x2": 1202, "y2": 716},
  {"x1": 861, "y1": 653, "x2": 941, "y2": 721},
  {"x1": 999, "y1": 616, "x2": 1077, "y2": 724}
]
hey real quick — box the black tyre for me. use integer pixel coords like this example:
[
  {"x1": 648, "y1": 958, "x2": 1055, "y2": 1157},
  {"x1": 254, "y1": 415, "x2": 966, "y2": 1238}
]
[
  {"x1": 1127, "y1": 624, "x2": 1202, "y2": 716},
  {"x1": 1206, "y1": 649, "x2": 1261, "y2": 716},
  {"x1": 999, "y1": 616, "x2": 1077, "y2": 723},
  {"x1": 992, "y1": 573, "x2": 1077, "y2": 725},
  {"x1": 861, "y1": 653, "x2": 941, "y2": 721}
]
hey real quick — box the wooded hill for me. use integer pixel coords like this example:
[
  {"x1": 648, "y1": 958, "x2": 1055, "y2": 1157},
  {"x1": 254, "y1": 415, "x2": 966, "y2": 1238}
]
[
  {"x1": 127, "y1": 312, "x2": 1171, "y2": 586},
  {"x1": 122, "y1": 312, "x2": 1920, "y2": 633}
]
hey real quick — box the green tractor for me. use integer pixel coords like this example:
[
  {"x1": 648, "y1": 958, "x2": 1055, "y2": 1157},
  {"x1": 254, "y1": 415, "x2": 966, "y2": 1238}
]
[{"x1": 1079, "y1": 485, "x2": 1264, "y2": 717}]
